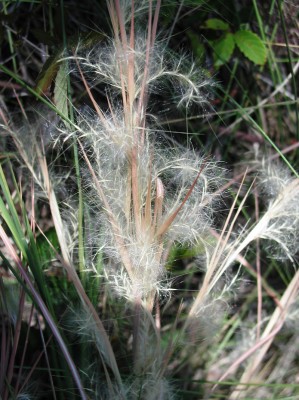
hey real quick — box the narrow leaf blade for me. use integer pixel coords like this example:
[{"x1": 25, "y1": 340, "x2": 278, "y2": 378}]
[{"x1": 54, "y1": 60, "x2": 69, "y2": 126}]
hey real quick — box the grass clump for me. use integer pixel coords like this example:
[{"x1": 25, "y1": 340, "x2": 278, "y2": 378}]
[{"x1": 0, "y1": 1, "x2": 298, "y2": 399}]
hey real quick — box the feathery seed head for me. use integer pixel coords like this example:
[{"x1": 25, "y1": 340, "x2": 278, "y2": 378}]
[
  {"x1": 259, "y1": 158, "x2": 294, "y2": 201},
  {"x1": 257, "y1": 161, "x2": 299, "y2": 261},
  {"x1": 130, "y1": 376, "x2": 175, "y2": 400},
  {"x1": 160, "y1": 152, "x2": 224, "y2": 244},
  {"x1": 54, "y1": 0, "x2": 220, "y2": 303}
]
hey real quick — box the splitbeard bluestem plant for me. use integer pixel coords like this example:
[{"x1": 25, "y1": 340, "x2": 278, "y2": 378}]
[
  {"x1": 67, "y1": 2, "x2": 221, "y2": 304},
  {"x1": 57, "y1": 1, "x2": 299, "y2": 396},
  {"x1": 53, "y1": 1, "x2": 225, "y2": 396},
  {"x1": 3, "y1": 1, "x2": 299, "y2": 399}
]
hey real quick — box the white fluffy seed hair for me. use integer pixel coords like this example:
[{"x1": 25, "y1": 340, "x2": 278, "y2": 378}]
[
  {"x1": 74, "y1": 28, "x2": 214, "y2": 111},
  {"x1": 256, "y1": 160, "x2": 299, "y2": 260},
  {"x1": 159, "y1": 151, "x2": 225, "y2": 244},
  {"x1": 217, "y1": 162, "x2": 299, "y2": 269},
  {"x1": 258, "y1": 158, "x2": 294, "y2": 200},
  {"x1": 53, "y1": 0, "x2": 221, "y2": 302},
  {"x1": 128, "y1": 376, "x2": 175, "y2": 400}
]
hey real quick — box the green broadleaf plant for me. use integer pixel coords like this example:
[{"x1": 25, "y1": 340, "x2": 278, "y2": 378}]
[
  {"x1": 213, "y1": 32, "x2": 235, "y2": 67},
  {"x1": 234, "y1": 29, "x2": 267, "y2": 65},
  {"x1": 201, "y1": 18, "x2": 267, "y2": 66}
]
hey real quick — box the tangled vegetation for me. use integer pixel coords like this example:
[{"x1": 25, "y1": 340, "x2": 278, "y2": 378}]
[{"x1": 0, "y1": 1, "x2": 298, "y2": 399}]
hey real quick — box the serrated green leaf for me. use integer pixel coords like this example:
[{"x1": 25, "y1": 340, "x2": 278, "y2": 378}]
[
  {"x1": 234, "y1": 30, "x2": 267, "y2": 65},
  {"x1": 54, "y1": 60, "x2": 69, "y2": 127},
  {"x1": 213, "y1": 32, "x2": 235, "y2": 66},
  {"x1": 203, "y1": 18, "x2": 229, "y2": 31}
]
